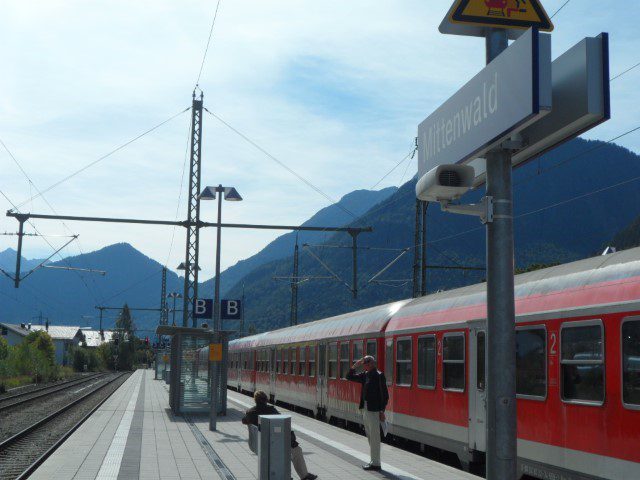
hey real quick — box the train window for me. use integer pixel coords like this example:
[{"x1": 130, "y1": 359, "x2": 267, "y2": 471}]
[
  {"x1": 283, "y1": 348, "x2": 288, "y2": 375},
  {"x1": 622, "y1": 319, "x2": 640, "y2": 407},
  {"x1": 367, "y1": 339, "x2": 377, "y2": 359},
  {"x1": 443, "y1": 333, "x2": 465, "y2": 391},
  {"x1": 417, "y1": 335, "x2": 436, "y2": 389},
  {"x1": 385, "y1": 339, "x2": 393, "y2": 385},
  {"x1": 477, "y1": 332, "x2": 486, "y2": 391},
  {"x1": 290, "y1": 347, "x2": 296, "y2": 375},
  {"x1": 275, "y1": 350, "x2": 280, "y2": 373},
  {"x1": 516, "y1": 327, "x2": 546, "y2": 398},
  {"x1": 396, "y1": 337, "x2": 412, "y2": 386},
  {"x1": 328, "y1": 343, "x2": 338, "y2": 379},
  {"x1": 309, "y1": 345, "x2": 316, "y2": 377},
  {"x1": 561, "y1": 322, "x2": 604, "y2": 404},
  {"x1": 353, "y1": 341, "x2": 364, "y2": 372},
  {"x1": 340, "y1": 343, "x2": 350, "y2": 379},
  {"x1": 319, "y1": 344, "x2": 326, "y2": 377},
  {"x1": 299, "y1": 347, "x2": 306, "y2": 376}
]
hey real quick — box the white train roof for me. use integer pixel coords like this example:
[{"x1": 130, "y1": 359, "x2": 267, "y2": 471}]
[
  {"x1": 230, "y1": 300, "x2": 410, "y2": 349},
  {"x1": 230, "y1": 247, "x2": 640, "y2": 347},
  {"x1": 389, "y1": 246, "x2": 640, "y2": 332}
]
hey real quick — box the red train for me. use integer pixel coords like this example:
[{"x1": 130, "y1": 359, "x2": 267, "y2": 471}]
[{"x1": 220, "y1": 247, "x2": 640, "y2": 480}]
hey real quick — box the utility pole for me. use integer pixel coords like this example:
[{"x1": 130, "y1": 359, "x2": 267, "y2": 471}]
[
  {"x1": 349, "y1": 229, "x2": 359, "y2": 299},
  {"x1": 290, "y1": 239, "x2": 299, "y2": 326},
  {"x1": 96, "y1": 306, "x2": 106, "y2": 339},
  {"x1": 182, "y1": 92, "x2": 204, "y2": 327},
  {"x1": 240, "y1": 282, "x2": 245, "y2": 337},
  {"x1": 13, "y1": 214, "x2": 27, "y2": 288},
  {"x1": 485, "y1": 28, "x2": 517, "y2": 480}
]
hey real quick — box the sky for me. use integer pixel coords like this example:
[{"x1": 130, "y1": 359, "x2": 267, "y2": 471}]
[{"x1": 1, "y1": 0, "x2": 639, "y2": 282}]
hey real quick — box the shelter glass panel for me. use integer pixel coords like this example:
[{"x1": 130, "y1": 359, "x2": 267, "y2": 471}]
[
  {"x1": 178, "y1": 335, "x2": 210, "y2": 413},
  {"x1": 622, "y1": 320, "x2": 640, "y2": 406}
]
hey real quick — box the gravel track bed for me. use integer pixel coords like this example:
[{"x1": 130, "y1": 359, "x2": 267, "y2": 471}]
[
  {"x1": 0, "y1": 374, "x2": 110, "y2": 441},
  {"x1": 0, "y1": 372, "x2": 130, "y2": 480},
  {"x1": 0, "y1": 373, "x2": 96, "y2": 401},
  {"x1": 0, "y1": 374, "x2": 104, "y2": 411}
]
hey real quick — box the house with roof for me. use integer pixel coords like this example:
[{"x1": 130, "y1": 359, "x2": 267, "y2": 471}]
[
  {"x1": 76, "y1": 328, "x2": 114, "y2": 348},
  {"x1": 0, "y1": 322, "x2": 81, "y2": 366}
]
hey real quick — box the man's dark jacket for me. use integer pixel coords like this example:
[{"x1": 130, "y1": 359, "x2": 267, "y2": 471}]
[
  {"x1": 346, "y1": 368, "x2": 389, "y2": 412},
  {"x1": 242, "y1": 403, "x2": 299, "y2": 448}
]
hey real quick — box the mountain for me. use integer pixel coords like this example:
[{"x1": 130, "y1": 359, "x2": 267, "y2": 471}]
[
  {"x1": 0, "y1": 243, "x2": 183, "y2": 334},
  {"x1": 0, "y1": 248, "x2": 45, "y2": 273},
  {"x1": 223, "y1": 138, "x2": 640, "y2": 333},
  {"x1": 612, "y1": 214, "x2": 640, "y2": 251},
  {"x1": 203, "y1": 187, "x2": 397, "y2": 295}
]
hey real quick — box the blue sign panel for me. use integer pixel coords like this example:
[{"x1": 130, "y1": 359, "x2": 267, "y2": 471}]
[
  {"x1": 193, "y1": 298, "x2": 213, "y2": 319},
  {"x1": 221, "y1": 299, "x2": 242, "y2": 320}
]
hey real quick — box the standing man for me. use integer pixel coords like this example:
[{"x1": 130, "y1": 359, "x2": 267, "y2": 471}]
[{"x1": 347, "y1": 355, "x2": 389, "y2": 471}]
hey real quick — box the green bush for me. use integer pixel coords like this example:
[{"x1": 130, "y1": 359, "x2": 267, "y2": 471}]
[
  {"x1": 24, "y1": 330, "x2": 56, "y2": 366},
  {"x1": 68, "y1": 346, "x2": 106, "y2": 372}
]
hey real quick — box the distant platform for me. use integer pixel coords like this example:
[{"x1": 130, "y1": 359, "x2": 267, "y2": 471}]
[{"x1": 31, "y1": 369, "x2": 480, "y2": 480}]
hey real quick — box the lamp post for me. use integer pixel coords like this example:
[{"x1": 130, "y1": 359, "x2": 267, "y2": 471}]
[
  {"x1": 200, "y1": 184, "x2": 242, "y2": 431},
  {"x1": 199, "y1": 185, "x2": 243, "y2": 332},
  {"x1": 167, "y1": 292, "x2": 182, "y2": 326}
]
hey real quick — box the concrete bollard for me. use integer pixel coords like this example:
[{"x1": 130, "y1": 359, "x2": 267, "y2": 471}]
[{"x1": 258, "y1": 415, "x2": 291, "y2": 480}]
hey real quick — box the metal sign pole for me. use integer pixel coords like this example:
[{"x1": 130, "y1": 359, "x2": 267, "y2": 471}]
[
  {"x1": 485, "y1": 28, "x2": 517, "y2": 480},
  {"x1": 210, "y1": 333, "x2": 219, "y2": 431}
]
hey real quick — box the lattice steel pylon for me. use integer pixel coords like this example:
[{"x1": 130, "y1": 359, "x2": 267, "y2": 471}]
[{"x1": 182, "y1": 92, "x2": 204, "y2": 327}]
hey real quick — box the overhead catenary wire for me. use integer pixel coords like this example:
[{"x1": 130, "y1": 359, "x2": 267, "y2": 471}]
[
  {"x1": 15, "y1": 107, "x2": 190, "y2": 209},
  {"x1": 204, "y1": 108, "x2": 358, "y2": 220},
  {"x1": 195, "y1": 0, "x2": 223, "y2": 87},
  {"x1": 550, "y1": 0, "x2": 571, "y2": 18}
]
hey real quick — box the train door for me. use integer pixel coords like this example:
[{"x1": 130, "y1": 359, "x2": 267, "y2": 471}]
[
  {"x1": 317, "y1": 342, "x2": 327, "y2": 412},
  {"x1": 269, "y1": 347, "x2": 276, "y2": 397},
  {"x1": 468, "y1": 327, "x2": 487, "y2": 453}
]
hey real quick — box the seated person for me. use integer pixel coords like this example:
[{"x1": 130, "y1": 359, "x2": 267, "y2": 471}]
[{"x1": 242, "y1": 390, "x2": 317, "y2": 480}]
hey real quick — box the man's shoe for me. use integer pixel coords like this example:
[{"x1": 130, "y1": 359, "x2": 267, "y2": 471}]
[
  {"x1": 303, "y1": 475, "x2": 318, "y2": 480},
  {"x1": 362, "y1": 464, "x2": 382, "y2": 471}
]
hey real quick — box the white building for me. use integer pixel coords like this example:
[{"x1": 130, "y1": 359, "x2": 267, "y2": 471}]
[{"x1": 0, "y1": 322, "x2": 81, "y2": 366}]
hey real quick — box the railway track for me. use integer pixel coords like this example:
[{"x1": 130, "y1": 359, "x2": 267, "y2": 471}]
[
  {"x1": 0, "y1": 372, "x2": 130, "y2": 480},
  {"x1": 0, "y1": 373, "x2": 104, "y2": 412}
]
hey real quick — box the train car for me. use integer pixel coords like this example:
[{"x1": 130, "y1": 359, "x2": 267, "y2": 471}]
[
  {"x1": 229, "y1": 300, "x2": 409, "y2": 418},
  {"x1": 228, "y1": 247, "x2": 640, "y2": 480}
]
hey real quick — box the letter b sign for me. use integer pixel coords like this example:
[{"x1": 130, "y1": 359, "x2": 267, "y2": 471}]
[
  {"x1": 193, "y1": 299, "x2": 213, "y2": 319},
  {"x1": 221, "y1": 299, "x2": 242, "y2": 320}
]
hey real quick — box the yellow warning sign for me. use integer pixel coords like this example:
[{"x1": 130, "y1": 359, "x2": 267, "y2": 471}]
[
  {"x1": 209, "y1": 343, "x2": 223, "y2": 362},
  {"x1": 449, "y1": 0, "x2": 553, "y2": 32}
]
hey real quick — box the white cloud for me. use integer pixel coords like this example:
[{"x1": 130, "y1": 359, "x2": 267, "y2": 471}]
[{"x1": 1, "y1": 0, "x2": 639, "y2": 285}]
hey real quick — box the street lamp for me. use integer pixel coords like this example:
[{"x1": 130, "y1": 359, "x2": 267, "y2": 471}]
[
  {"x1": 199, "y1": 185, "x2": 243, "y2": 333},
  {"x1": 167, "y1": 292, "x2": 182, "y2": 326}
]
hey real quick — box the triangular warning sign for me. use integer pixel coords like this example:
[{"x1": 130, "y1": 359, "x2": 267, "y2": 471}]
[{"x1": 449, "y1": 0, "x2": 553, "y2": 32}]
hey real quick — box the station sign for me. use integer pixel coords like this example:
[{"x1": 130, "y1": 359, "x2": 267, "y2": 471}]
[
  {"x1": 193, "y1": 298, "x2": 213, "y2": 319},
  {"x1": 470, "y1": 33, "x2": 610, "y2": 185},
  {"x1": 221, "y1": 299, "x2": 242, "y2": 320},
  {"x1": 417, "y1": 28, "x2": 551, "y2": 182},
  {"x1": 440, "y1": 0, "x2": 553, "y2": 39}
]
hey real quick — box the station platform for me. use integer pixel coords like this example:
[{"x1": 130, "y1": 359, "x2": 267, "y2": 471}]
[{"x1": 31, "y1": 369, "x2": 480, "y2": 480}]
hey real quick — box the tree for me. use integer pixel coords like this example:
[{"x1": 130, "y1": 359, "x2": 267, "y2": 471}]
[
  {"x1": 24, "y1": 330, "x2": 56, "y2": 366},
  {"x1": 115, "y1": 304, "x2": 136, "y2": 370},
  {"x1": 0, "y1": 337, "x2": 8, "y2": 361}
]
